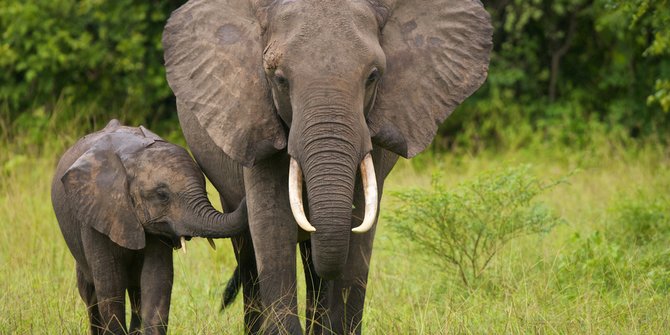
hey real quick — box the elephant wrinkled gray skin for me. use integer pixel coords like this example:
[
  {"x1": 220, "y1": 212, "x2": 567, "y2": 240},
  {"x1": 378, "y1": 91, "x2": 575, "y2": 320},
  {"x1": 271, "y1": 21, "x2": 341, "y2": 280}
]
[
  {"x1": 51, "y1": 119, "x2": 248, "y2": 335},
  {"x1": 163, "y1": 0, "x2": 492, "y2": 333}
]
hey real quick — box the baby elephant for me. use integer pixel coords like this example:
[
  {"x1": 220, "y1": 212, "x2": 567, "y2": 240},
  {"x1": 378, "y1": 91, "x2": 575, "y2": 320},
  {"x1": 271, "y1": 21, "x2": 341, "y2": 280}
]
[{"x1": 51, "y1": 119, "x2": 246, "y2": 335}]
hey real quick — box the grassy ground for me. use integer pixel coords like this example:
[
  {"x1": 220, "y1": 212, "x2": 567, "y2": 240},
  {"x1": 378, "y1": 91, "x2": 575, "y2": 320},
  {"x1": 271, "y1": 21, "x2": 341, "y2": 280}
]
[{"x1": 1, "y1": 131, "x2": 669, "y2": 334}]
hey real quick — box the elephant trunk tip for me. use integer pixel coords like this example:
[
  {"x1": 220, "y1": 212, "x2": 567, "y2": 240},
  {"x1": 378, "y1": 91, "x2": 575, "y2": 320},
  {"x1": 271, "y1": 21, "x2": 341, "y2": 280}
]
[{"x1": 314, "y1": 260, "x2": 346, "y2": 280}]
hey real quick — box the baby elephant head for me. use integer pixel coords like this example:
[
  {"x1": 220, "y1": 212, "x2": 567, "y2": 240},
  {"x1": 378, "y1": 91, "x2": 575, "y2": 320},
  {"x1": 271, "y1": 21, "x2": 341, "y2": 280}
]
[{"x1": 60, "y1": 125, "x2": 246, "y2": 250}]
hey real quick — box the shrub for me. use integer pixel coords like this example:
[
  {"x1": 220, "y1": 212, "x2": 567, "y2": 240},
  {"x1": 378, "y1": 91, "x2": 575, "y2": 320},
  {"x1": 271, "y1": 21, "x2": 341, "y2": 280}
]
[
  {"x1": 388, "y1": 165, "x2": 563, "y2": 287},
  {"x1": 0, "y1": 0, "x2": 182, "y2": 121}
]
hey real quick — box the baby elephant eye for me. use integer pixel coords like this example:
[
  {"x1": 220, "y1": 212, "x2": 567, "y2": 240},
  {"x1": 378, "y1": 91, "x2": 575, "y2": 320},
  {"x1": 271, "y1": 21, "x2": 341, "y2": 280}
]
[{"x1": 154, "y1": 189, "x2": 170, "y2": 203}]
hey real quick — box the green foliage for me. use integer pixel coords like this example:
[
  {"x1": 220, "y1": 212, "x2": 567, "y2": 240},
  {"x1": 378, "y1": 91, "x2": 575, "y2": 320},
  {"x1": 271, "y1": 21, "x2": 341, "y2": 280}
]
[
  {"x1": 605, "y1": 0, "x2": 670, "y2": 113},
  {"x1": 443, "y1": 0, "x2": 670, "y2": 151},
  {"x1": 556, "y1": 190, "x2": 670, "y2": 294},
  {"x1": 388, "y1": 166, "x2": 563, "y2": 287},
  {"x1": 610, "y1": 191, "x2": 670, "y2": 245},
  {"x1": 555, "y1": 231, "x2": 629, "y2": 294},
  {"x1": 1, "y1": 0, "x2": 668, "y2": 150},
  {"x1": 648, "y1": 79, "x2": 670, "y2": 113},
  {"x1": 0, "y1": 0, "x2": 182, "y2": 122}
]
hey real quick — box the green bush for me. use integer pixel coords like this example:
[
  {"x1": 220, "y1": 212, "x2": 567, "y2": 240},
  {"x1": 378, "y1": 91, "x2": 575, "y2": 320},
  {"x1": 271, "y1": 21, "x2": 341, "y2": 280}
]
[
  {"x1": 0, "y1": 0, "x2": 182, "y2": 123},
  {"x1": 440, "y1": 0, "x2": 670, "y2": 151},
  {"x1": 388, "y1": 166, "x2": 563, "y2": 287}
]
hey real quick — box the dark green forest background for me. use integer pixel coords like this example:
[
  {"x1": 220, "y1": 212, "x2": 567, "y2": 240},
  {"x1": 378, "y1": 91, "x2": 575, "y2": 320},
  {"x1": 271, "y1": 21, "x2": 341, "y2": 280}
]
[{"x1": 1, "y1": 0, "x2": 668, "y2": 150}]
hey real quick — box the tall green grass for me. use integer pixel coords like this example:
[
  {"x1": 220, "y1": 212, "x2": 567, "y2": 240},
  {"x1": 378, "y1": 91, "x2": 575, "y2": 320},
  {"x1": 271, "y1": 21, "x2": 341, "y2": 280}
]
[
  {"x1": 366, "y1": 140, "x2": 670, "y2": 334},
  {"x1": 1, "y1": 111, "x2": 669, "y2": 333}
]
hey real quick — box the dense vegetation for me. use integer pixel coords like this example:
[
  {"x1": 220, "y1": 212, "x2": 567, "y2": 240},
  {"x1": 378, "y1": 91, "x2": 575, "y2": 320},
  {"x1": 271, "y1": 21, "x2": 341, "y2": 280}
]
[
  {"x1": 0, "y1": 0, "x2": 183, "y2": 138},
  {"x1": 1, "y1": 0, "x2": 669, "y2": 147},
  {"x1": 445, "y1": 0, "x2": 670, "y2": 150}
]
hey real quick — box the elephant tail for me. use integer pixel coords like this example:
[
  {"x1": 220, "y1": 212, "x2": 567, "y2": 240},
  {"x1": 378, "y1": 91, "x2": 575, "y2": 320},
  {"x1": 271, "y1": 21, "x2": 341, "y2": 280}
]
[{"x1": 220, "y1": 265, "x2": 241, "y2": 311}]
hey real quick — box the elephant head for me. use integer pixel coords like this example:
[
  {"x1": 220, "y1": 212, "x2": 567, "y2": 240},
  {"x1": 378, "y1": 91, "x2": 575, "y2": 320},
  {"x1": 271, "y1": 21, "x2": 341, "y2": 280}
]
[
  {"x1": 163, "y1": 0, "x2": 492, "y2": 277},
  {"x1": 61, "y1": 121, "x2": 247, "y2": 250}
]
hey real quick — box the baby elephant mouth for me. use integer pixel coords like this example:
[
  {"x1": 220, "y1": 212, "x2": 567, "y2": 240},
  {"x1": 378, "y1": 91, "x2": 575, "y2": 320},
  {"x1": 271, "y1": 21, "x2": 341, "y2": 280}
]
[
  {"x1": 144, "y1": 221, "x2": 218, "y2": 254},
  {"x1": 174, "y1": 236, "x2": 191, "y2": 252},
  {"x1": 174, "y1": 236, "x2": 217, "y2": 254}
]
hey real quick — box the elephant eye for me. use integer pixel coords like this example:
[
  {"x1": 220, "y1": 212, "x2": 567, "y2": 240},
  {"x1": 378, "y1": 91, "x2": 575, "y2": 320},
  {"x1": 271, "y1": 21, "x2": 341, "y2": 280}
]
[
  {"x1": 156, "y1": 191, "x2": 169, "y2": 202},
  {"x1": 274, "y1": 70, "x2": 289, "y2": 88},
  {"x1": 366, "y1": 68, "x2": 380, "y2": 86}
]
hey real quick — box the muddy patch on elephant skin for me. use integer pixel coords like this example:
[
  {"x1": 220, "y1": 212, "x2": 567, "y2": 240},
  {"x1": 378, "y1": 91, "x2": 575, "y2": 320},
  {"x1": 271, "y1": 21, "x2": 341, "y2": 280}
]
[
  {"x1": 401, "y1": 20, "x2": 418, "y2": 35},
  {"x1": 216, "y1": 24, "x2": 242, "y2": 45}
]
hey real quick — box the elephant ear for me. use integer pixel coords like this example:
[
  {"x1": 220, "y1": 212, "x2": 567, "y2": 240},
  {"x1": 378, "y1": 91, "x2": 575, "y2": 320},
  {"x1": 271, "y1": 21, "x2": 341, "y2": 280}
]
[
  {"x1": 163, "y1": 0, "x2": 286, "y2": 167},
  {"x1": 61, "y1": 142, "x2": 145, "y2": 250},
  {"x1": 368, "y1": 0, "x2": 493, "y2": 157}
]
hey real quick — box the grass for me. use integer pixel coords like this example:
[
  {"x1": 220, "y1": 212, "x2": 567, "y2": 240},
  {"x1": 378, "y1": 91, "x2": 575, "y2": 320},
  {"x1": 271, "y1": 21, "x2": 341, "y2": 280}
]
[{"x1": 1, "y1": 124, "x2": 669, "y2": 333}]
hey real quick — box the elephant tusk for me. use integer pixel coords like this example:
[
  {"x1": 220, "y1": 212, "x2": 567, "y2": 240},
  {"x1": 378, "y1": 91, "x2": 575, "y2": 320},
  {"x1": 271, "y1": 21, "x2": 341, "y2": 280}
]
[
  {"x1": 180, "y1": 236, "x2": 187, "y2": 254},
  {"x1": 289, "y1": 157, "x2": 316, "y2": 232},
  {"x1": 352, "y1": 153, "x2": 378, "y2": 233},
  {"x1": 207, "y1": 238, "x2": 217, "y2": 250}
]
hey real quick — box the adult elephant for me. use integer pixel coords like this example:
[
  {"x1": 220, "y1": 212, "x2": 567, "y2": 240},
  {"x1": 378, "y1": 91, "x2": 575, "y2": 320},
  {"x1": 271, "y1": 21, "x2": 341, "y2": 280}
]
[{"x1": 163, "y1": 0, "x2": 492, "y2": 333}]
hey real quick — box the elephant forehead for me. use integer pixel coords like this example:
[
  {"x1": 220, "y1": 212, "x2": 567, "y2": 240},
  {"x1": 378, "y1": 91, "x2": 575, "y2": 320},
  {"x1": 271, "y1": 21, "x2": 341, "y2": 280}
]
[
  {"x1": 133, "y1": 146, "x2": 202, "y2": 187},
  {"x1": 266, "y1": 1, "x2": 382, "y2": 76},
  {"x1": 271, "y1": 0, "x2": 378, "y2": 50},
  {"x1": 134, "y1": 163, "x2": 191, "y2": 190}
]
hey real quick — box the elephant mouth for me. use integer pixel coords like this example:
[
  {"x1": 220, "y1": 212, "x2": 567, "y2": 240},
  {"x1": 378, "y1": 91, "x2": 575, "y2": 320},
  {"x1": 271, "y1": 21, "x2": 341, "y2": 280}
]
[
  {"x1": 288, "y1": 153, "x2": 378, "y2": 233},
  {"x1": 171, "y1": 235, "x2": 190, "y2": 252},
  {"x1": 144, "y1": 221, "x2": 217, "y2": 253},
  {"x1": 174, "y1": 236, "x2": 217, "y2": 254}
]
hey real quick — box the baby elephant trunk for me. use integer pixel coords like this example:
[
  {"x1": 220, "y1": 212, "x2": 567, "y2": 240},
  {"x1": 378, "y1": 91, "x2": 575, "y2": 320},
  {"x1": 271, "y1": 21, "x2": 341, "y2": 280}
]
[{"x1": 178, "y1": 188, "x2": 247, "y2": 251}]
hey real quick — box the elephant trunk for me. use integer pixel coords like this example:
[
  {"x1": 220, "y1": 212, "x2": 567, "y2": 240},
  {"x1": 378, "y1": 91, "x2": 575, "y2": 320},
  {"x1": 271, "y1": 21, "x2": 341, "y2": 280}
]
[
  {"x1": 303, "y1": 144, "x2": 357, "y2": 279},
  {"x1": 179, "y1": 183, "x2": 247, "y2": 239},
  {"x1": 288, "y1": 88, "x2": 372, "y2": 279}
]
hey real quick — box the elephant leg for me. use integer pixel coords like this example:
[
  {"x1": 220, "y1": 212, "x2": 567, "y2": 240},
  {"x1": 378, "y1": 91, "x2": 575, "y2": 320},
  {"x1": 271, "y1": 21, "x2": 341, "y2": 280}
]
[
  {"x1": 139, "y1": 236, "x2": 173, "y2": 335},
  {"x1": 299, "y1": 240, "x2": 329, "y2": 334},
  {"x1": 231, "y1": 232, "x2": 264, "y2": 334},
  {"x1": 92, "y1": 279, "x2": 127, "y2": 334},
  {"x1": 85, "y1": 229, "x2": 129, "y2": 335},
  {"x1": 243, "y1": 153, "x2": 301, "y2": 334},
  {"x1": 93, "y1": 274, "x2": 127, "y2": 335},
  {"x1": 220, "y1": 193, "x2": 263, "y2": 335},
  {"x1": 128, "y1": 285, "x2": 141, "y2": 334},
  {"x1": 77, "y1": 265, "x2": 103, "y2": 335},
  {"x1": 127, "y1": 260, "x2": 143, "y2": 335}
]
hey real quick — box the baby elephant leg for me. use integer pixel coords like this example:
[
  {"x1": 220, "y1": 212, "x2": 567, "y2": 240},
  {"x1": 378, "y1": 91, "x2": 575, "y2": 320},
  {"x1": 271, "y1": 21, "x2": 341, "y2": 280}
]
[
  {"x1": 77, "y1": 265, "x2": 103, "y2": 335},
  {"x1": 128, "y1": 285, "x2": 142, "y2": 334},
  {"x1": 91, "y1": 273, "x2": 128, "y2": 334},
  {"x1": 86, "y1": 229, "x2": 130, "y2": 335},
  {"x1": 140, "y1": 236, "x2": 174, "y2": 335}
]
